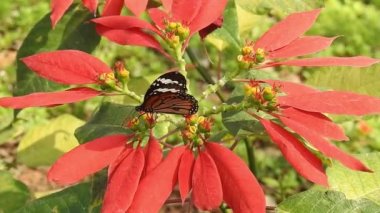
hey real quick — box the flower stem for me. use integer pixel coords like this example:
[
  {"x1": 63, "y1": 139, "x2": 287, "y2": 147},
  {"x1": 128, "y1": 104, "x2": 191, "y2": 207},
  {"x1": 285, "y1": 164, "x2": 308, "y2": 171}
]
[
  {"x1": 201, "y1": 101, "x2": 253, "y2": 116},
  {"x1": 186, "y1": 48, "x2": 225, "y2": 102},
  {"x1": 123, "y1": 88, "x2": 143, "y2": 103},
  {"x1": 244, "y1": 138, "x2": 257, "y2": 174}
]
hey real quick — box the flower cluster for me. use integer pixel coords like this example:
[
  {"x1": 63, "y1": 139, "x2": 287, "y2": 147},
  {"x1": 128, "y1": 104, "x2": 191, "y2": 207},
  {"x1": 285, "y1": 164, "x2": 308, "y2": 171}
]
[{"x1": 237, "y1": 9, "x2": 379, "y2": 69}]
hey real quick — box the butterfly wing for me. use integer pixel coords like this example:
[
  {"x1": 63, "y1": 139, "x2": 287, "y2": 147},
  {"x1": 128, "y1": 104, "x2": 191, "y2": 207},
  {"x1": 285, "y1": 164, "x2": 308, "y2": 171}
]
[
  {"x1": 136, "y1": 71, "x2": 198, "y2": 115},
  {"x1": 144, "y1": 71, "x2": 187, "y2": 101},
  {"x1": 141, "y1": 92, "x2": 198, "y2": 115}
]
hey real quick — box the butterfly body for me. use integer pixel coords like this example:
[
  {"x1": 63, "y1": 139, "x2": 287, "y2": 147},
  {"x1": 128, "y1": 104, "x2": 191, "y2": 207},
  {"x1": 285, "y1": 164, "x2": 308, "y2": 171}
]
[{"x1": 136, "y1": 71, "x2": 198, "y2": 115}]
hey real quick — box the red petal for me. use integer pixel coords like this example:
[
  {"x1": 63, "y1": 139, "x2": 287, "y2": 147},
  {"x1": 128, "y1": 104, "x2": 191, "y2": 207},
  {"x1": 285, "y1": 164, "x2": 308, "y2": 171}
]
[
  {"x1": 278, "y1": 91, "x2": 380, "y2": 115},
  {"x1": 281, "y1": 107, "x2": 348, "y2": 141},
  {"x1": 260, "y1": 119, "x2": 328, "y2": 186},
  {"x1": 262, "y1": 79, "x2": 317, "y2": 95},
  {"x1": 92, "y1": 16, "x2": 157, "y2": 32},
  {"x1": 192, "y1": 150, "x2": 223, "y2": 210},
  {"x1": 50, "y1": 0, "x2": 74, "y2": 28},
  {"x1": 142, "y1": 134, "x2": 163, "y2": 177},
  {"x1": 21, "y1": 50, "x2": 111, "y2": 84},
  {"x1": 102, "y1": 148, "x2": 145, "y2": 213},
  {"x1": 82, "y1": 0, "x2": 98, "y2": 12},
  {"x1": 124, "y1": 0, "x2": 148, "y2": 16},
  {"x1": 172, "y1": 0, "x2": 201, "y2": 25},
  {"x1": 107, "y1": 146, "x2": 133, "y2": 179},
  {"x1": 0, "y1": 87, "x2": 101, "y2": 109},
  {"x1": 47, "y1": 134, "x2": 128, "y2": 185},
  {"x1": 255, "y1": 9, "x2": 321, "y2": 51},
  {"x1": 189, "y1": 0, "x2": 228, "y2": 35},
  {"x1": 127, "y1": 146, "x2": 186, "y2": 213},
  {"x1": 148, "y1": 8, "x2": 168, "y2": 30},
  {"x1": 160, "y1": 0, "x2": 173, "y2": 12},
  {"x1": 178, "y1": 148, "x2": 195, "y2": 203},
  {"x1": 268, "y1": 36, "x2": 337, "y2": 58},
  {"x1": 96, "y1": 26, "x2": 167, "y2": 55},
  {"x1": 102, "y1": 0, "x2": 124, "y2": 16},
  {"x1": 205, "y1": 142, "x2": 266, "y2": 213},
  {"x1": 279, "y1": 116, "x2": 371, "y2": 172},
  {"x1": 264, "y1": 56, "x2": 380, "y2": 68},
  {"x1": 199, "y1": 16, "x2": 223, "y2": 39}
]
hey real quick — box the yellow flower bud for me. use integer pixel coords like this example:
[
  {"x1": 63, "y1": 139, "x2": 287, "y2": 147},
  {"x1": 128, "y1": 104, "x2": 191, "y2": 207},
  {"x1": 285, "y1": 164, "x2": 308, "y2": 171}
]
[
  {"x1": 242, "y1": 46, "x2": 253, "y2": 55},
  {"x1": 263, "y1": 86, "x2": 275, "y2": 101}
]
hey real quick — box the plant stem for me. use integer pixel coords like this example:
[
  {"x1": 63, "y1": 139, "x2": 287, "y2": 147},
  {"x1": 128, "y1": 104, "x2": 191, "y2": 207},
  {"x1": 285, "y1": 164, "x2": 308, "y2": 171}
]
[
  {"x1": 244, "y1": 139, "x2": 257, "y2": 174},
  {"x1": 201, "y1": 101, "x2": 253, "y2": 116},
  {"x1": 186, "y1": 48, "x2": 225, "y2": 102},
  {"x1": 123, "y1": 88, "x2": 143, "y2": 103}
]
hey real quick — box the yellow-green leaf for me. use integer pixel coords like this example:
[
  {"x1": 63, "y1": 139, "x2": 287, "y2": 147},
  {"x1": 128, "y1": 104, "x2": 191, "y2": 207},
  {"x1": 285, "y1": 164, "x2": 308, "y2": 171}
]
[{"x1": 17, "y1": 114, "x2": 84, "y2": 167}]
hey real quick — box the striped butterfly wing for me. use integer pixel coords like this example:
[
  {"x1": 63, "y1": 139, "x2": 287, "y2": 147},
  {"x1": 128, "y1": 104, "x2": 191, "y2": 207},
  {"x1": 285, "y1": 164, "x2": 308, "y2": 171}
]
[{"x1": 136, "y1": 71, "x2": 198, "y2": 115}]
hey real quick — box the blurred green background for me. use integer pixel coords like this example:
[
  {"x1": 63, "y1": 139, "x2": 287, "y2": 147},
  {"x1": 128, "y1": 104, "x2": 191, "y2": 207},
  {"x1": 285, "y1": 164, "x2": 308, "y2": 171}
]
[{"x1": 1, "y1": 0, "x2": 380, "y2": 212}]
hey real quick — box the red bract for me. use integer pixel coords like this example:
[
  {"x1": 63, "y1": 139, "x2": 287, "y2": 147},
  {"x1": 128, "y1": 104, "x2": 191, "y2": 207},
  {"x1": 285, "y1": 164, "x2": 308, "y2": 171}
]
[
  {"x1": 242, "y1": 79, "x2": 374, "y2": 186},
  {"x1": 50, "y1": 0, "x2": 98, "y2": 28},
  {"x1": 48, "y1": 133, "x2": 163, "y2": 213},
  {"x1": 93, "y1": 0, "x2": 227, "y2": 54},
  {"x1": 239, "y1": 9, "x2": 380, "y2": 68},
  {"x1": 127, "y1": 143, "x2": 266, "y2": 213},
  {"x1": 0, "y1": 50, "x2": 115, "y2": 109}
]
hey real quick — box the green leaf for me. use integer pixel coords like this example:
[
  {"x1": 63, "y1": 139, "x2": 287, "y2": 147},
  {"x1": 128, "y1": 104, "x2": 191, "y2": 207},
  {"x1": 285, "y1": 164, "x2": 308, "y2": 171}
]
[
  {"x1": 206, "y1": 0, "x2": 241, "y2": 51},
  {"x1": 17, "y1": 114, "x2": 84, "y2": 167},
  {"x1": 327, "y1": 152, "x2": 380, "y2": 205},
  {"x1": 236, "y1": 0, "x2": 324, "y2": 16},
  {"x1": 306, "y1": 65, "x2": 380, "y2": 97},
  {"x1": 75, "y1": 102, "x2": 135, "y2": 143},
  {"x1": 0, "y1": 171, "x2": 30, "y2": 212},
  {"x1": 16, "y1": 180, "x2": 104, "y2": 213},
  {"x1": 278, "y1": 188, "x2": 380, "y2": 213},
  {"x1": 15, "y1": 4, "x2": 101, "y2": 97},
  {"x1": 222, "y1": 95, "x2": 264, "y2": 136}
]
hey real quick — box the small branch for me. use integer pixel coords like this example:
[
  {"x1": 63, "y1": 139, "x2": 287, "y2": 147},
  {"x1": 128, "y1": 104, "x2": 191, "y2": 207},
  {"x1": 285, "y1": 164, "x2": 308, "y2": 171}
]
[
  {"x1": 186, "y1": 48, "x2": 225, "y2": 102},
  {"x1": 244, "y1": 138, "x2": 257, "y2": 174},
  {"x1": 201, "y1": 101, "x2": 253, "y2": 117}
]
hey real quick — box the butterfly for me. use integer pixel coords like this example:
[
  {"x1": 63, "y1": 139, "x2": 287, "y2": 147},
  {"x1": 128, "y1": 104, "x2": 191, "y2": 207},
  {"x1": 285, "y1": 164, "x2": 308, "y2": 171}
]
[{"x1": 135, "y1": 71, "x2": 198, "y2": 115}]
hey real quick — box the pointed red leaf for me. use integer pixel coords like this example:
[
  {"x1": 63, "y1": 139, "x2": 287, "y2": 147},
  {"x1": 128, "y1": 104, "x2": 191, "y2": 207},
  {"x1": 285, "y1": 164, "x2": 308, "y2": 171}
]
[
  {"x1": 268, "y1": 36, "x2": 337, "y2": 58},
  {"x1": 127, "y1": 146, "x2": 186, "y2": 213},
  {"x1": 260, "y1": 119, "x2": 328, "y2": 186},
  {"x1": 107, "y1": 145, "x2": 133, "y2": 179},
  {"x1": 172, "y1": 0, "x2": 201, "y2": 25},
  {"x1": 281, "y1": 107, "x2": 348, "y2": 141},
  {"x1": 178, "y1": 148, "x2": 195, "y2": 203},
  {"x1": 262, "y1": 79, "x2": 317, "y2": 95},
  {"x1": 0, "y1": 87, "x2": 101, "y2": 109},
  {"x1": 279, "y1": 116, "x2": 371, "y2": 172},
  {"x1": 92, "y1": 16, "x2": 157, "y2": 32},
  {"x1": 278, "y1": 91, "x2": 380, "y2": 115},
  {"x1": 189, "y1": 0, "x2": 227, "y2": 35},
  {"x1": 255, "y1": 9, "x2": 321, "y2": 51},
  {"x1": 48, "y1": 134, "x2": 128, "y2": 185},
  {"x1": 21, "y1": 50, "x2": 111, "y2": 84},
  {"x1": 161, "y1": 0, "x2": 173, "y2": 12},
  {"x1": 199, "y1": 16, "x2": 223, "y2": 39},
  {"x1": 148, "y1": 8, "x2": 168, "y2": 30},
  {"x1": 192, "y1": 150, "x2": 223, "y2": 210},
  {"x1": 142, "y1": 134, "x2": 163, "y2": 177},
  {"x1": 102, "y1": 148, "x2": 145, "y2": 213},
  {"x1": 82, "y1": 0, "x2": 98, "y2": 12},
  {"x1": 265, "y1": 56, "x2": 380, "y2": 68},
  {"x1": 102, "y1": 0, "x2": 124, "y2": 16},
  {"x1": 124, "y1": 0, "x2": 148, "y2": 16},
  {"x1": 205, "y1": 142, "x2": 266, "y2": 213},
  {"x1": 96, "y1": 26, "x2": 167, "y2": 55},
  {"x1": 50, "y1": 0, "x2": 74, "y2": 28}
]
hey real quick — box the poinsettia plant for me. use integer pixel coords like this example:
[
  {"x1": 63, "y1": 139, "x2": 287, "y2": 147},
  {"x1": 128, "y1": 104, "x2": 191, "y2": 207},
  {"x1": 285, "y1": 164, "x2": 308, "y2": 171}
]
[{"x1": 2, "y1": 0, "x2": 380, "y2": 212}]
